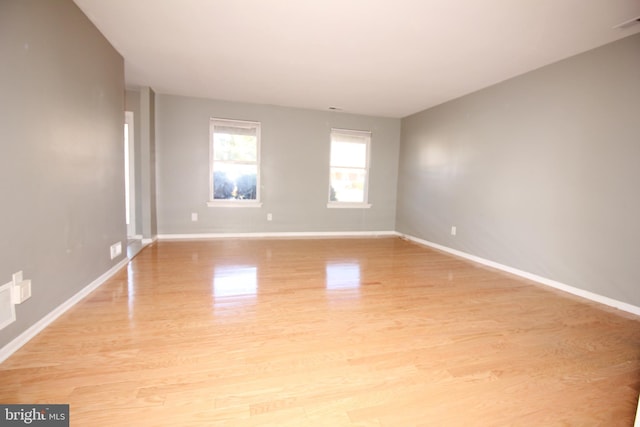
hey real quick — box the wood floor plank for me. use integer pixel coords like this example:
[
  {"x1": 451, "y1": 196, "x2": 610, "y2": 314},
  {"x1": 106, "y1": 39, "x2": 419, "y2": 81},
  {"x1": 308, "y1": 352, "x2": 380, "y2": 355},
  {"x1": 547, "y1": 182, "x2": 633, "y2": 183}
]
[{"x1": 0, "y1": 237, "x2": 638, "y2": 426}]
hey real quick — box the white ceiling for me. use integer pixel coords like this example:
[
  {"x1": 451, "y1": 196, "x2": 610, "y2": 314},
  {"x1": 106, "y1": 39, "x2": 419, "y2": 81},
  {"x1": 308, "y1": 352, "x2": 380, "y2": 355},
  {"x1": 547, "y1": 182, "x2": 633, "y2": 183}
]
[{"x1": 74, "y1": 0, "x2": 640, "y2": 118}]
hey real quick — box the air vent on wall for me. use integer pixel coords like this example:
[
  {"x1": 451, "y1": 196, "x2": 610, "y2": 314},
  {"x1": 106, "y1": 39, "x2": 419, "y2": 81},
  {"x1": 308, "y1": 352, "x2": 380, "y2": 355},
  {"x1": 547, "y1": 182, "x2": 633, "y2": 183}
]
[{"x1": 613, "y1": 15, "x2": 640, "y2": 29}]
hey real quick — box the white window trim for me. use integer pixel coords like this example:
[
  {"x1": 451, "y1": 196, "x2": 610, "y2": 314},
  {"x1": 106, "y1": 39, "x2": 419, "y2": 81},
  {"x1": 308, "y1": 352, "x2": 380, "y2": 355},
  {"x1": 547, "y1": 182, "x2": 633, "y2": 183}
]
[
  {"x1": 208, "y1": 118, "x2": 262, "y2": 207},
  {"x1": 327, "y1": 128, "x2": 372, "y2": 209},
  {"x1": 327, "y1": 202, "x2": 372, "y2": 209}
]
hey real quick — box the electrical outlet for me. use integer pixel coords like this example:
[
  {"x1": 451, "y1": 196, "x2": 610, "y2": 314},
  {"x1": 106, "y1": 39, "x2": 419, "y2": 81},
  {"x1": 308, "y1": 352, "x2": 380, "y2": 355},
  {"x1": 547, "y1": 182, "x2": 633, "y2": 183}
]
[
  {"x1": 110, "y1": 242, "x2": 122, "y2": 260},
  {"x1": 12, "y1": 279, "x2": 31, "y2": 304},
  {"x1": 451, "y1": 226, "x2": 457, "y2": 236},
  {"x1": 267, "y1": 213, "x2": 273, "y2": 221},
  {"x1": 10, "y1": 271, "x2": 32, "y2": 305},
  {"x1": 191, "y1": 212, "x2": 198, "y2": 221},
  {"x1": 0, "y1": 281, "x2": 16, "y2": 329},
  {"x1": 12, "y1": 271, "x2": 23, "y2": 285}
]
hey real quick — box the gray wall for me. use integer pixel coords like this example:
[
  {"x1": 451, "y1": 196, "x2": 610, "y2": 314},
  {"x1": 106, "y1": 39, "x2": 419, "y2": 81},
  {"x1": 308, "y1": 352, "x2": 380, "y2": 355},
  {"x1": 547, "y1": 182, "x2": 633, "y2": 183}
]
[
  {"x1": 156, "y1": 95, "x2": 401, "y2": 234},
  {"x1": 0, "y1": 0, "x2": 125, "y2": 346},
  {"x1": 397, "y1": 34, "x2": 640, "y2": 307},
  {"x1": 142, "y1": 88, "x2": 158, "y2": 238}
]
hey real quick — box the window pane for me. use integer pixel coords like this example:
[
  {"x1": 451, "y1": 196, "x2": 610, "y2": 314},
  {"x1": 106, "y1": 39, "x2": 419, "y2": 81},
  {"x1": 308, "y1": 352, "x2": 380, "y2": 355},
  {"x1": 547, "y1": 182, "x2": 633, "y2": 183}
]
[
  {"x1": 213, "y1": 125, "x2": 257, "y2": 137},
  {"x1": 330, "y1": 141, "x2": 366, "y2": 168},
  {"x1": 213, "y1": 163, "x2": 257, "y2": 200},
  {"x1": 332, "y1": 132, "x2": 369, "y2": 145},
  {"x1": 330, "y1": 167, "x2": 365, "y2": 202},
  {"x1": 213, "y1": 133, "x2": 257, "y2": 162}
]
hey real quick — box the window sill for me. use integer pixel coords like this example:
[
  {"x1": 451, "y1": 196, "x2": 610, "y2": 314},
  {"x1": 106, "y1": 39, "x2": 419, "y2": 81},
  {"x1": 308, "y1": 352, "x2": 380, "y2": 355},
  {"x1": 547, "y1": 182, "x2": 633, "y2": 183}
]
[
  {"x1": 207, "y1": 201, "x2": 263, "y2": 208},
  {"x1": 327, "y1": 202, "x2": 372, "y2": 209}
]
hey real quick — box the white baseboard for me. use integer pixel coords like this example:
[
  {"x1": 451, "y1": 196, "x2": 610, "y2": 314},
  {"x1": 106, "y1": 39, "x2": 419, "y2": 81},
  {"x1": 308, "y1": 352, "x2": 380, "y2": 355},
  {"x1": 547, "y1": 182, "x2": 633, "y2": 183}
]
[
  {"x1": 141, "y1": 236, "x2": 157, "y2": 245},
  {"x1": 157, "y1": 231, "x2": 397, "y2": 240},
  {"x1": 399, "y1": 233, "x2": 640, "y2": 317},
  {"x1": 0, "y1": 258, "x2": 129, "y2": 364}
]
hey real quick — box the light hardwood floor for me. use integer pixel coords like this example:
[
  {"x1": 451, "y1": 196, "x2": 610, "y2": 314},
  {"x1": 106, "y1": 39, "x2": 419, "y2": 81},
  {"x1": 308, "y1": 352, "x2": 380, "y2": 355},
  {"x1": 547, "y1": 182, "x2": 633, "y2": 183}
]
[{"x1": 1, "y1": 237, "x2": 639, "y2": 426}]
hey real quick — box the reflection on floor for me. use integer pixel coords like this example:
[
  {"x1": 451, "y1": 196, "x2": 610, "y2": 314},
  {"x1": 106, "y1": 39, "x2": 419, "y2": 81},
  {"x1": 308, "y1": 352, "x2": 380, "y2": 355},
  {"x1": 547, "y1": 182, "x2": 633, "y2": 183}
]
[{"x1": 126, "y1": 237, "x2": 143, "y2": 259}]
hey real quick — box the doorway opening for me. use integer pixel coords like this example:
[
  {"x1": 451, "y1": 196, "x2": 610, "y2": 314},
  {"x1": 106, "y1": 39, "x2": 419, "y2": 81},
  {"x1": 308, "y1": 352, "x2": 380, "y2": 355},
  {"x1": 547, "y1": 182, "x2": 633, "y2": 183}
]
[{"x1": 124, "y1": 111, "x2": 142, "y2": 258}]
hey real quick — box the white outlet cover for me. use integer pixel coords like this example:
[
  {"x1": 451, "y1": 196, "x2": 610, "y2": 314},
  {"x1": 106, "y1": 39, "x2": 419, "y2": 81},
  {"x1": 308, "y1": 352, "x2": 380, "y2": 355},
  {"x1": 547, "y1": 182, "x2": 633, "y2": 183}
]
[
  {"x1": 110, "y1": 242, "x2": 122, "y2": 259},
  {"x1": 12, "y1": 271, "x2": 23, "y2": 286},
  {"x1": 0, "y1": 282, "x2": 16, "y2": 329},
  {"x1": 12, "y1": 279, "x2": 31, "y2": 304},
  {"x1": 20, "y1": 280, "x2": 31, "y2": 302},
  {"x1": 191, "y1": 213, "x2": 198, "y2": 221}
]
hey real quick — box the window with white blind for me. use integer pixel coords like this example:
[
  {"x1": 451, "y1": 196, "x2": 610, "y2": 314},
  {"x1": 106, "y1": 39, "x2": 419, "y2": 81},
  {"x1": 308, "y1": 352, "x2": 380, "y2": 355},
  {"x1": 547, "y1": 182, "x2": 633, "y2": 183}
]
[
  {"x1": 328, "y1": 128, "x2": 371, "y2": 208},
  {"x1": 208, "y1": 118, "x2": 262, "y2": 207}
]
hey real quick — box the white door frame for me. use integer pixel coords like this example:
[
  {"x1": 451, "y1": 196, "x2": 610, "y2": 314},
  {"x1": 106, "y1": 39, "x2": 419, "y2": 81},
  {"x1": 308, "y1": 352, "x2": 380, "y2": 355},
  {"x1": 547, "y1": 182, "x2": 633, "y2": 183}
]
[{"x1": 125, "y1": 111, "x2": 136, "y2": 238}]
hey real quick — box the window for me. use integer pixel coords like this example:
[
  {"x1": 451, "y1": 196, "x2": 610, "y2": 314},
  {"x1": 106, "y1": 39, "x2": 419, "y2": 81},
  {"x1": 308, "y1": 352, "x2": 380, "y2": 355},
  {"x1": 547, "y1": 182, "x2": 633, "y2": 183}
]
[
  {"x1": 328, "y1": 128, "x2": 371, "y2": 208},
  {"x1": 208, "y1": 118, "x2": 261, "y2": 207}
]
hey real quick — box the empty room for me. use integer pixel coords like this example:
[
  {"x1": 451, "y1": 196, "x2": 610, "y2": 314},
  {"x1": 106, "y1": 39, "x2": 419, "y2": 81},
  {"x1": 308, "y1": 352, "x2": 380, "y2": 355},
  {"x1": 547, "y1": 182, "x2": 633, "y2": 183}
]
[{"x1": 1, "y1": 0, "x2": 639, "y2": 425}]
